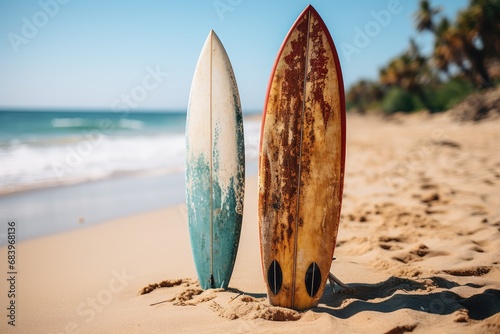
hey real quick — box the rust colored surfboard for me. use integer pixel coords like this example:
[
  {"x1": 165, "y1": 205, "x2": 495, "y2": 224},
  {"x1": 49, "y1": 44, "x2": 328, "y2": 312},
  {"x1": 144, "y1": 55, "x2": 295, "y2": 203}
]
[{"x1": 258, "y1": 5, "x2": 346, "y2": 310}]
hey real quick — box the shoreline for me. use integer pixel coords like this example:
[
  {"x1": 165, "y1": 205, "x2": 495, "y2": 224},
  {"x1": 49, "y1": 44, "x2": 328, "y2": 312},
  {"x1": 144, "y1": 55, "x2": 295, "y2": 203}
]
[
  {"x1": 0, "y1": 161, "x2": 259, "y2": 243},
  {"x1": 0, "y1": 172, "x2": 185, "y2": 243},
  {"x1": 0, "y1": 167, "x2": 182, "y2": 198}
]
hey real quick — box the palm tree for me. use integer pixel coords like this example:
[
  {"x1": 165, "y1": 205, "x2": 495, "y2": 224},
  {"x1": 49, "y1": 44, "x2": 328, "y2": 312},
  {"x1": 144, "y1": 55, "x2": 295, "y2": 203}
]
[
  {"x1": 380, "y1": 41, "x2": 436, "y2": 112},
  {"x1": 414, "y1": 0, "x2": 441, "y2": 33},
  {"x1": 433, "y1": 17, "x2": 478, "y2": 86},
  {"x1": 468, "y1": 0, "x2": 500, "y2": 59},
  {"x1": 416, "y1": 0, "x2": 496, "y2": 88},
  {"x1": 456, "y1": 7, "x2": 493, "y2": 87},
  {"x1": 432, "y1": 18, "x2": 452, "y2": 77}
]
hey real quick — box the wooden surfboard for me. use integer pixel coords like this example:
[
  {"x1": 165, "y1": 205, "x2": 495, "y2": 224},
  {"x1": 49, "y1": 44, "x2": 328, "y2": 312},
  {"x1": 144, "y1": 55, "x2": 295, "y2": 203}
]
[
  {"x1": 258, "y1": 5, "x2": 346, "y2": 310},
  {"x1": 186, "y1": 30, "x2": 245, "y2": 290}
]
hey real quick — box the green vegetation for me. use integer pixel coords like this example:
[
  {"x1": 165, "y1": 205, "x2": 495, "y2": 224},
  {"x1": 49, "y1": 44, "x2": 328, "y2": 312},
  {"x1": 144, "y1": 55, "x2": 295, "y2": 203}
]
[
  {"x1": 428, "y1": 78, "x2": 475, "y2": 111},
  {"x1": 347, "y1": 0, "x2": 500, "y2": 114},
  {"x1": 382, "y1": 87, "x2": 416, "y2": 114}
]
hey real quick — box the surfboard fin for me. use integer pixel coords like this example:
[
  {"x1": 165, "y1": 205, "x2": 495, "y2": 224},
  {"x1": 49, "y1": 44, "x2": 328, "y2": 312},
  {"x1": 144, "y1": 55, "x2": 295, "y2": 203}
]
[{"x1": 210, "y1": 274, "x2": 215, "y2": 289}]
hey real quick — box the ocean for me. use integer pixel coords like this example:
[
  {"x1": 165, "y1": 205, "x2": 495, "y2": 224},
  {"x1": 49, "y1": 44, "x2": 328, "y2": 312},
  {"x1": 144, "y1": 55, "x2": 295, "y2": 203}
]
[
  {"x1": 0, "y1": 110, "x2": 261, "y2": 242},
  {"x1": 0, "y1": 110, "x2": 261, "y2": 194}
]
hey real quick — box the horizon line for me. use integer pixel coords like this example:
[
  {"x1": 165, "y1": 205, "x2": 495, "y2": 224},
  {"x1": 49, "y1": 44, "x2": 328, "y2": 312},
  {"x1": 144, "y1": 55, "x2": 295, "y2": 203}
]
[{"x1": 0, "y1": 107, "x2": 263, "y2": 114}]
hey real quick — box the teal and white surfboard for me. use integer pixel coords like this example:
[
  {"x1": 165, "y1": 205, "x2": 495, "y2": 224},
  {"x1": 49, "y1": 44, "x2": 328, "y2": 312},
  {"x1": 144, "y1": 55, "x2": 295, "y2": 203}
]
[{"x1": 185, "y1": 30, "x2": 245, "y2": 290}]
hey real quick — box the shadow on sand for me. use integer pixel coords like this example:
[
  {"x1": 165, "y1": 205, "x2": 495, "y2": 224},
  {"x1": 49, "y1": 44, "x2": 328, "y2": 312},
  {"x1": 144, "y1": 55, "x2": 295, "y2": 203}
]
[{"x1": 318, "y1": 276, "x2": 500, "y2": 320}]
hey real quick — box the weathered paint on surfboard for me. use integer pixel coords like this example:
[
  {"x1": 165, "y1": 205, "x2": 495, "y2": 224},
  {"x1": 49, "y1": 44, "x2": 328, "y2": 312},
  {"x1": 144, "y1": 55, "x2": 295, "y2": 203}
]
[
  {"x1": 258, "y1": 5, "x2": 346, "y2": 310},
  {"x1": 186, "y1": 30, "x2": 245, "y2": 290}
]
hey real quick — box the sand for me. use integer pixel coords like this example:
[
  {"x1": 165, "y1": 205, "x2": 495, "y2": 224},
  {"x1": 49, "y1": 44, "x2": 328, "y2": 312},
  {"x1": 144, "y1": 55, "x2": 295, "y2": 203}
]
[{"x1": 1, "y1": 112, "x2": 499, "y2": 333}]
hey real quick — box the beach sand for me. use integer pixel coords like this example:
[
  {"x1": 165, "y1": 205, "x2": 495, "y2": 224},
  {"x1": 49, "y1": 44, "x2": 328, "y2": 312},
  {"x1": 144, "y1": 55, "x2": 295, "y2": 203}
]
[{"x1": 1, "y1": 112, "x2": 499, "y2": 333}]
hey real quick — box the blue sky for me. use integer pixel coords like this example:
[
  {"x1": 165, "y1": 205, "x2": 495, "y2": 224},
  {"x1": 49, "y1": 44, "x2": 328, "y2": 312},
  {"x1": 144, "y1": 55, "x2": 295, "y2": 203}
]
[{"x1": 0, "y1": 0, "x2": 468, "y2": 112}]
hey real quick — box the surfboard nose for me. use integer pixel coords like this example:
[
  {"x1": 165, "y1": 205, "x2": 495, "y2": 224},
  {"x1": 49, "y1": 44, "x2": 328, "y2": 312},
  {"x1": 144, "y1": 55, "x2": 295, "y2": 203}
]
[{"x1": 208, "y1": 29, "x2": 215, "y2": 40}]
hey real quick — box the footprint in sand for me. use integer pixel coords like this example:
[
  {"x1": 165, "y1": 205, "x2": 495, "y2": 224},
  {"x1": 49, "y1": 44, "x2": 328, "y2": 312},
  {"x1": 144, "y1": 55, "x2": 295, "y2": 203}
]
[
  {"x1": 469, "y1": 239, "x2": 490, "y2": 253},
  {"x1": 378, "y1": 236, "x2": 405, "y2": 251},
  {"x1": 420, "y1": 192, "x2": 440, "y2": 204},
  {"x1": 420, "y1": 183, "x2": 438, "y2": 190},
  {"x1": 434, "y1": 140, "x2": 461, "y2": 149},
  {"x1": 392, "y1": 244, "x2": 448, "y2": 264},
  {"x1": 414, "y1": 191, "x2": 450, "y2": 215},
  {"x1": 379, "y1": 243, "x2": 403, "y2": 251},
  {"x1": 470, "y1": 207, "x2": 488, "y2": 216},
  {"x1": 442, "y1": 266, "x2": 492, "y2": 277},
  {"x1": 338, "y1": 236, "x2": 373, "y2": 255},
  {"x1": 383, "y1": 206, "x2": 439, "y2": 230},
  {"x1": 470, "y1": 245, "x2": 485, "y2": 253}
]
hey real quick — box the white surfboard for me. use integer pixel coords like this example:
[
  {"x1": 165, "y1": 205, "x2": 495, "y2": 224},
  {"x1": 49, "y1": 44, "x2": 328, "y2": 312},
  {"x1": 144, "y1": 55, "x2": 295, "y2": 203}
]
[{"x1": 185, "y1": 30, "x2": 245, "y2": 290}]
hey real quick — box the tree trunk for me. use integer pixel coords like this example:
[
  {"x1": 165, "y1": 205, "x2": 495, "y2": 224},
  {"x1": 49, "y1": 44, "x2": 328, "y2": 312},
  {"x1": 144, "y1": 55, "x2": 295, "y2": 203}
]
[
  {"x1": 413, "y1": 85, "x2": 437, "y2": 113},
  {"x1": 463, "y1": 38, "x2": 493, "y2": 89},
  {"x1": 456, "y1": 60, "x2": 480, "y2": 88}
]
